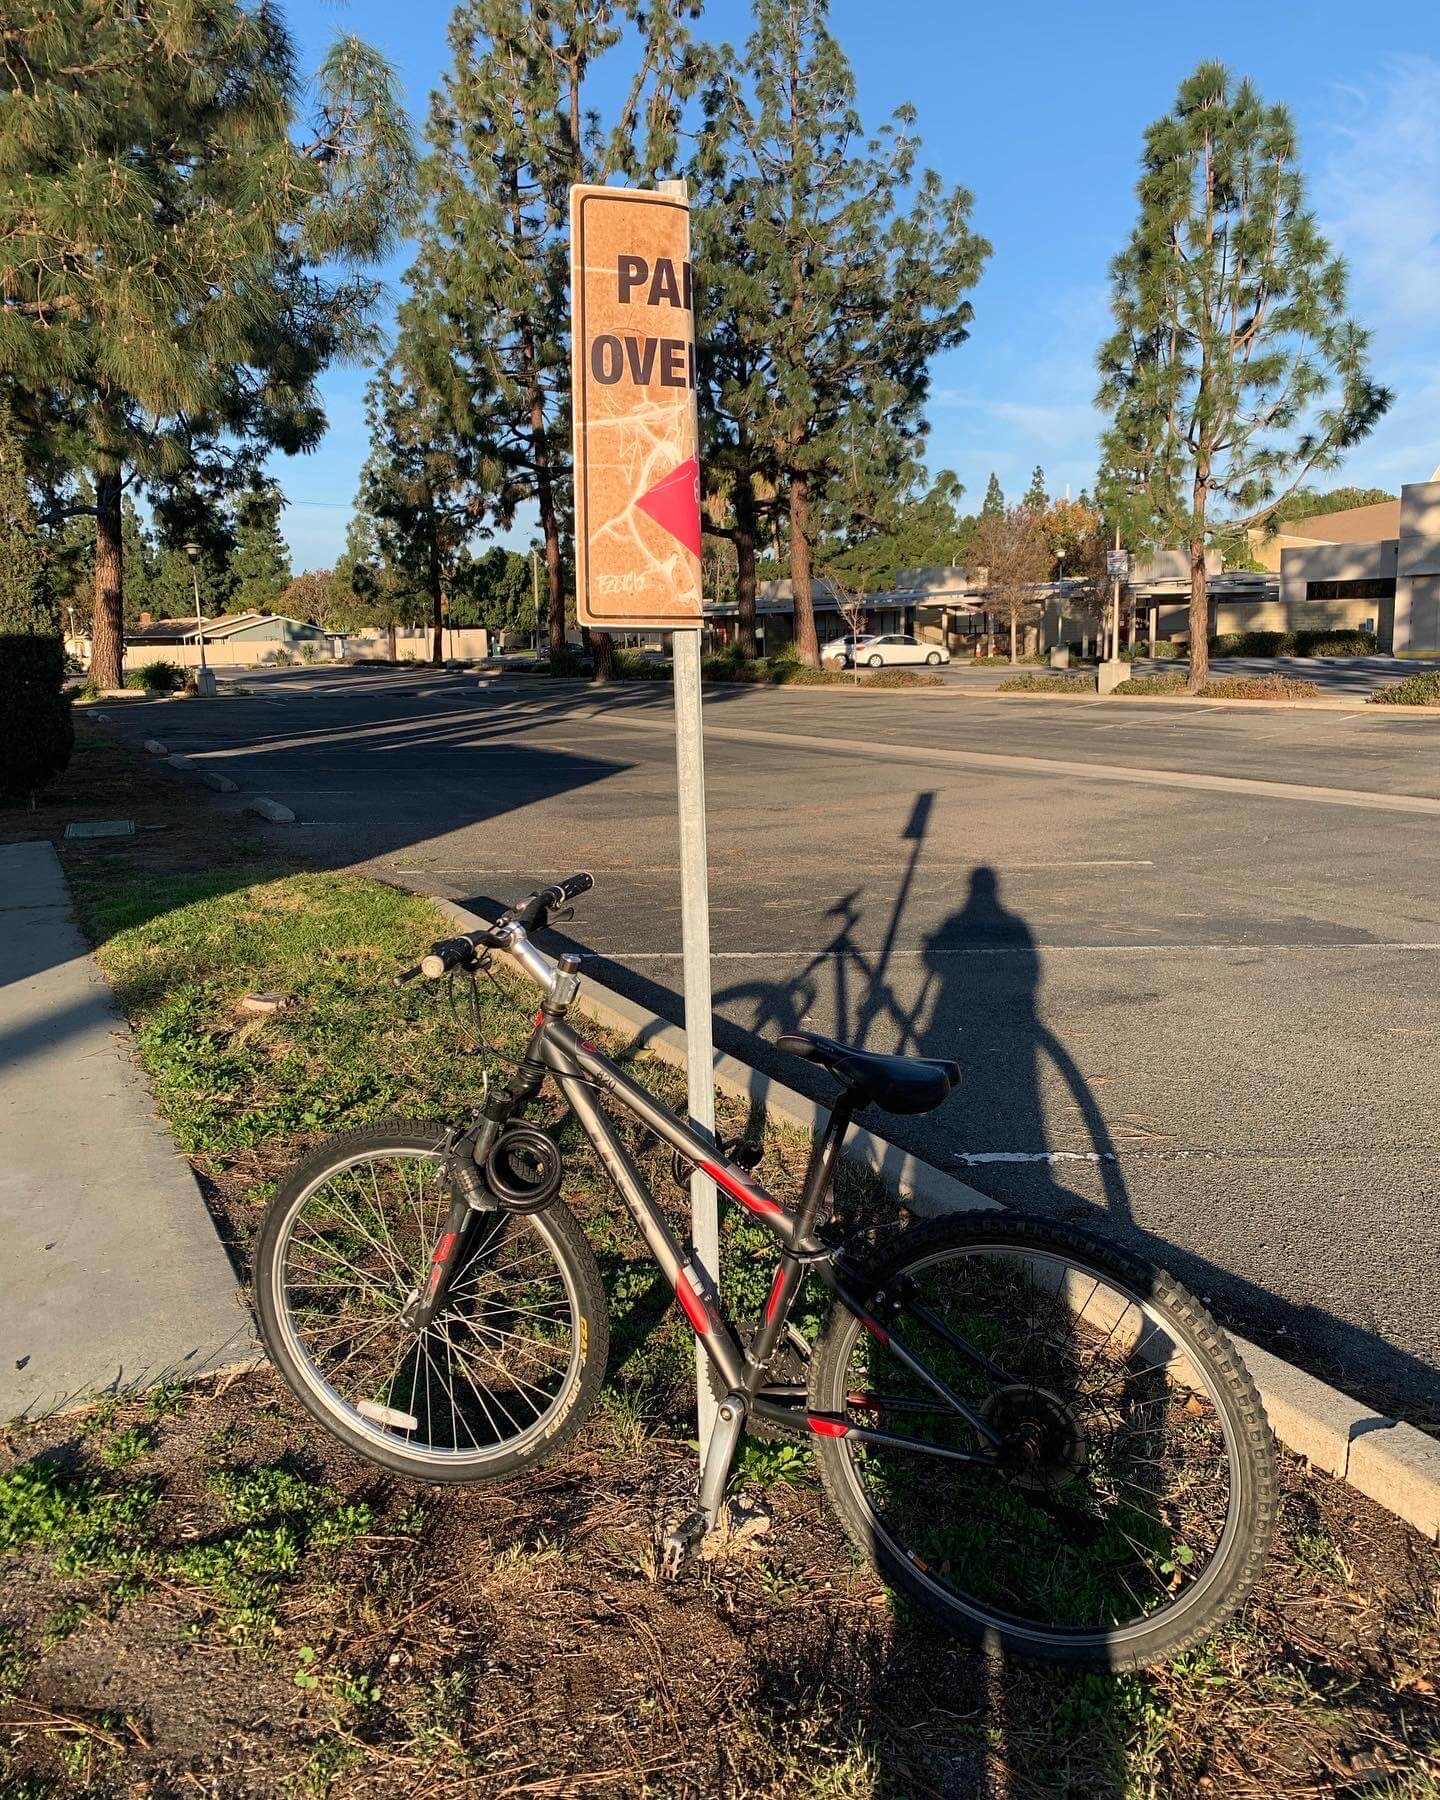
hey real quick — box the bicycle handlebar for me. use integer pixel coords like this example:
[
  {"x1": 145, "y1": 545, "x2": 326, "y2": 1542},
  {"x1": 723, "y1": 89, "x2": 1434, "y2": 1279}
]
[{"x1": 395, "y1": 873, "x2": 594, "y2": 986}]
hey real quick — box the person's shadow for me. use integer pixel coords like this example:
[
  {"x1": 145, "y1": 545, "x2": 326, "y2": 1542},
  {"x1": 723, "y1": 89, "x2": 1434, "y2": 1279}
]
[{"x1": 916, "y1": 865, "x2": 1133, "y2": 1231}]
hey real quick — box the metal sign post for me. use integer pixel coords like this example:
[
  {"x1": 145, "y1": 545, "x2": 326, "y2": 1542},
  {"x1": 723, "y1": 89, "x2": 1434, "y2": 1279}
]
[{"x1": 569, "y1": 179, "x2": 719, "y2": 1455}]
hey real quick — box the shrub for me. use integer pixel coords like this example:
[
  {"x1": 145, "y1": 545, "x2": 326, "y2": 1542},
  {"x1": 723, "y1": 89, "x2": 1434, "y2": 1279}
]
[
  {"x1": 1146, "y1": 639, "x2": 1185, "y2": 660},
  {"x1": 1368, "y1": 671, "x2": 1440, "y2": 706},
  {"x1": 1207, "y1": 628, "x2": 1378, "y2": 658},
  {"x1": 263, "y1": 646, "x2": 296, "y2": 667},
  {"x1": 545, "y1": 644, "x2": 590, "y2": 677},
  {"x1": 1114, "y1": 673, "x2": 1187, "y2": 695},
  {"x1": 611, "y1": 646, "x2": 668, "y2": 680},
  {"x1": 1200, "y1": 674, "x2": 1321, "y2": 700},
  {"x1": 0, "y1": 414, "x2": 73, "y2": 800},
  {"x1": 298, "y1": 642, "x2": 321, "y2": 664},
  {"x1": 124, "y1": 659, "x2": 184, "y2": 692},
  {"x1": 863, "y1": 669, "x2": 944, "y2": 688},
  {"x1": 997, "y1": 673, "x2": 1094, "y2": 694}
]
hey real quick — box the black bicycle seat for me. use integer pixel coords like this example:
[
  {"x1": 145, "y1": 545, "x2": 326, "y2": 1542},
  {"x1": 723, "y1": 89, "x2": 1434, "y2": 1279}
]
[{"x1": 777, "y1": 1030, "x2": 961, "y2": 1115}]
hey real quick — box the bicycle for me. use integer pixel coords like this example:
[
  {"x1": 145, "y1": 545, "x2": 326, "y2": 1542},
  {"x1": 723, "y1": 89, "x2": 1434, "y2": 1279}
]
[{"x1": 255, "y1": 872, "x2": 1277, "y2": 1668}]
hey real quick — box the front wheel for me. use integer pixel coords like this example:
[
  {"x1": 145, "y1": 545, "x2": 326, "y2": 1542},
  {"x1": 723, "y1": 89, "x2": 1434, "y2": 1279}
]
[
  {"x1": 925, "y1": 651, "x2": 943, "y2": 665},
  {"x1": 810, "y1": 1214, "x2": 1276, "y2": 1667},
  {"x1": 254, "y1": 1120, "x2": 608, "y2": 1483},
  {"x1": 867, "y1": 653, "x2": 883, "y2": 668}
]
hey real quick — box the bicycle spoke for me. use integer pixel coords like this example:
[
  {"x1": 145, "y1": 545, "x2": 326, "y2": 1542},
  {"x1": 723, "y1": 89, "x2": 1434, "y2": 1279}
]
[{"x1": 274, "y1": 1150, "x2": 581, "y2": 1464}]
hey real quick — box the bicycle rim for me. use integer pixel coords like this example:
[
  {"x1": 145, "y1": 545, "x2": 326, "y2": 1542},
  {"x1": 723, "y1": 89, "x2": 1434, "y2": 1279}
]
[
  {"x1": 269, "y1": 1147, "x2": 583, "y2": 1470},
  {"x1": 822, "y1": 1237, "x2": 1249, "y2": 1654}
]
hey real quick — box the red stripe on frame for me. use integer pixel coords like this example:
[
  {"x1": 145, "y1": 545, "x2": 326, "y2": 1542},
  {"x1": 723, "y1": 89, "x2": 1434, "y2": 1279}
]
[
  {"x1": 764, "y1": 1266, "x2": 787, "y2": 1323},
  {"x1": 699, "y1": 1159, "x2": 785, "y2": 1219},
  {"x1": 807, "y1": 1415, "x2": 850, "y2": 1438},
  {"x1": 430, "y1": 1232, "x2": 458, "y2": 1266},
  {"x1": 675, "y1": 1273, "x2": 710, "y2": 1335}
]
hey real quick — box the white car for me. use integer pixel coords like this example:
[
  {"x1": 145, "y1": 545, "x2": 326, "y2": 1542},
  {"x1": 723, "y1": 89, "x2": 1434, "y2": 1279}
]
[
  {"x1": 849, "y1": 632, "x2": 949, "y2": 668},
  {"x1": 820, "y1": 634, "x2": 866, "y2": 664}
]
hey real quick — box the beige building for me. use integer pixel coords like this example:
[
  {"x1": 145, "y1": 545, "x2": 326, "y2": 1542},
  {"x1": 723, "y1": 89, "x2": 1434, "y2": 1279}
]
[{"x1": 1266, "y1": 483, "x2": 1440, "y2": 652}]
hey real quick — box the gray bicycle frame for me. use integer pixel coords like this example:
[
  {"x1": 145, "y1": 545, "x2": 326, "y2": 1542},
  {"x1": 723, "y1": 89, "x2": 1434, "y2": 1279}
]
[{"x1": 515, "y1": 998, "x2": 1005, "y2": 1532}]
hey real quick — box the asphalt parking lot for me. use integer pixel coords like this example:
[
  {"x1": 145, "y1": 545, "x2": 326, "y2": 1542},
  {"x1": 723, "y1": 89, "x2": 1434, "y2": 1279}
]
[{"x1": 115, "y1": 666, "x2": 1440, "y2": 1421}]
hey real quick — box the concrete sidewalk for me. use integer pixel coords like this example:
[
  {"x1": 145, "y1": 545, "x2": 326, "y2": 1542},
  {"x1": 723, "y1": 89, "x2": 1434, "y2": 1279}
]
[{"x1": 0, "y1": 842, "x2": 257, "y2": 1419}]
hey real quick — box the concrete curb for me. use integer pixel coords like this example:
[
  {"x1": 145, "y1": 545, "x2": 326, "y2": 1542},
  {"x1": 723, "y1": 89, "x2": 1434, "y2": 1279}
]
[
  {"x1": 143, "y1": 737, "x2": 169, "y2": 755},
  {"x1": 162, "y1": 752, "x2": 239, "y2": 794},
  {"x1": 476, "y1": 670, "x2": 1430, "y2": 713},
  {"x1": 434, "y1": 897, "x2": 1440, "y2": 1543},
  {"x1": 246, "y1": 796, "x2": 295, "y2": 824}
]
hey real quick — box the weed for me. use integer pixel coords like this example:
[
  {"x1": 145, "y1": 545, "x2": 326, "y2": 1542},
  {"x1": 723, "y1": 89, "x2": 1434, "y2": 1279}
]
[
  {"x1": 393, "y1": 1500, "x2": 431, "y2": 1538},
  {"x1": 0, "y1": 1626, "x2": 34, "y2": 1699},
  {"x1": 0, "y1": 1460, "x2": 159, "y2": 1577},
  {"x1": 754, "y1": 1560, "x2": 807, "y2": 1605},
  {"x1": 79, "y1": 1398, "x2": 119, "y2": 1436},
  {"x1": 41, "y1": 1601, "x2": 90, "y2": 1648},
  {"x1": 1292, "y1": 1528, "x2": 1353, "y2": 1585},
  {"x1": 100, "y1": 1425, "x2": 154, "y2": 1470},
  {"x1": 146, "y1": 1381, "x2": 188, "y2": 1418},
  {"x1": 294, "y1": 1734, "x2": 363, "y2": 1796},
  {"x1": 738, "y1": 1440, "x2": 812, "y2": 1485}
]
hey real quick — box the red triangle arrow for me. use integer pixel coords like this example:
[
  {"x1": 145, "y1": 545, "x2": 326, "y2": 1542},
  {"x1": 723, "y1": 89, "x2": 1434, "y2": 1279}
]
[{"x1": 634, "y1": 457, "x2": 701, "y2": 560}]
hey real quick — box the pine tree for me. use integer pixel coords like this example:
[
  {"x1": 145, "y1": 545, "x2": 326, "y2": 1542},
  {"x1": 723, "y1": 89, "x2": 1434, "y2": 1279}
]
[
  {"x1": 360, "y1": 292, "x2": 491, "y2": 664},
  {"x1": 1097, "y1": 62, "x2": 1390, "y2": 688},
  {"x1": 981, "y1": 473, "x2": 1005, "y2": 519},
  {"x1": 334, "y1": 509, "x2": 422, "y2": 656},
  {"x1": 230, "y1": 486, "x2": 293, "y2": 613},
  {"x1": 0, "y1": 411, "x2": 72, "y2": 799},
  {"x1": 1, "y1": 2, "x2": 415, "y2": 688},
  {"x1": 1024, "y1": 466, "x2": 1048, "y2": 510},
  {"x1": 415, "y1": 0, "x2": 701, "y2": 679},
  {"x1": 693, "y1": 114, "x2": 779, "y2": 659},
  {"x1": 705, "y1": 0, "x2": 988, "y2": 666}
]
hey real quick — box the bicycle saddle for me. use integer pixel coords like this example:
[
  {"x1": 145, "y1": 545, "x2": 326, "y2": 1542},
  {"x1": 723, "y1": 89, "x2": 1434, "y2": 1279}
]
[{"x1": 777, "y1": 1030, "x2": 961, "y2": 1115}]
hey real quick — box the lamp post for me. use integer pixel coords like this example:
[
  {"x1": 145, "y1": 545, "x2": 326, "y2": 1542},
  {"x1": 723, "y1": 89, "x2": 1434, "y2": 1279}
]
[{"x1": 184, "y1": 543, "x2": 217, "y2": 696}]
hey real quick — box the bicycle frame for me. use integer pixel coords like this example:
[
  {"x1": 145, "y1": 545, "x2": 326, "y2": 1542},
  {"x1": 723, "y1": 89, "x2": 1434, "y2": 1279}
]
[{"x1": 487, "y1": 1003, "x2": 1009, "y2": 1538}]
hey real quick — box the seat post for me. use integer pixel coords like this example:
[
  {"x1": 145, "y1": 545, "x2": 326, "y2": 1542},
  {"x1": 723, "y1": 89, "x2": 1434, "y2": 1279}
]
[{"x1": 793, "y1": 1094, "x2": 856, "y2": 1241}]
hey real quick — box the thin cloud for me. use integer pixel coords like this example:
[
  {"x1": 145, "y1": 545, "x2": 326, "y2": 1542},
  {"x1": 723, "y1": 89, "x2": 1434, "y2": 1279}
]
[{"x1": 1319, "y1": 54, "x2": 1440, "y2": 327}]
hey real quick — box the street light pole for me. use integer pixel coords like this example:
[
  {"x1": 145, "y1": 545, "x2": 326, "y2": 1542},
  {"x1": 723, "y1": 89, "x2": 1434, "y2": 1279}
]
[{"x1": 184, "y1": 543, "x2": 217, "y2": 696}]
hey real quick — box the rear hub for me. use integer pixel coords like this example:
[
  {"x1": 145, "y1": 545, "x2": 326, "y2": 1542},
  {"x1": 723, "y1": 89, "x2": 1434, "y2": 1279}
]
[{"x1": 983, "y1": 1384, "x2": 1087, "y2": 1491}]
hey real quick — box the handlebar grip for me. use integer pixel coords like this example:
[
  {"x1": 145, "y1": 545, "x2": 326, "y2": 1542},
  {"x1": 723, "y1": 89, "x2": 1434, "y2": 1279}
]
[
  {"x1": 420, "y1": 936, "x2": 477, "y2": 979},
  {"x1": 555, "y1": 871, "x2": 594, "y2": 903}
]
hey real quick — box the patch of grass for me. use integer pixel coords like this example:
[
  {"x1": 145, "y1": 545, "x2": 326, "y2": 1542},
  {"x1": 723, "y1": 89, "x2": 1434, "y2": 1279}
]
[
  {"x1": 997, "y1": 672, "x2": 1094, "y2": 694},
  {"x1": 1370, "y1": 670, "x2": 1440, "y2": 706},
  {"x1": 71, "y1": 868, "x2": 532, "y2": 1157}
]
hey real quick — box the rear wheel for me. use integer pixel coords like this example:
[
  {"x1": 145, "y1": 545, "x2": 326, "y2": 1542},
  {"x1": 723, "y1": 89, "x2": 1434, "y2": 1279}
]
[
  {"x1": 255, "y1": 1121, "x2": 608, "y2": 1482},
  {"x1": 810, "y1": 1215, "x2": 1275, "y2": 1667}
]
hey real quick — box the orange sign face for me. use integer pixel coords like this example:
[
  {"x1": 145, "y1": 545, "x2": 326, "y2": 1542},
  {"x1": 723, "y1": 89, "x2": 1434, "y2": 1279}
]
[{"x1": 570, "y1": 185, "x2": 703, "y2": 630}]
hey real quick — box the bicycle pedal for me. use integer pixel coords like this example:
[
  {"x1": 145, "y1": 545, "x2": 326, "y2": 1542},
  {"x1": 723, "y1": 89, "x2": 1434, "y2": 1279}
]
[{"x1": 661, "y1": 1508, "x2": 709, "y2": 1579}]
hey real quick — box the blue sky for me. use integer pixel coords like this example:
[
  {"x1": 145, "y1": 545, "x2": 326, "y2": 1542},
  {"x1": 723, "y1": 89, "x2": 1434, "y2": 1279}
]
[{"x1": 274, "y1": 0, "x2": 1440, "y2": 570}]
